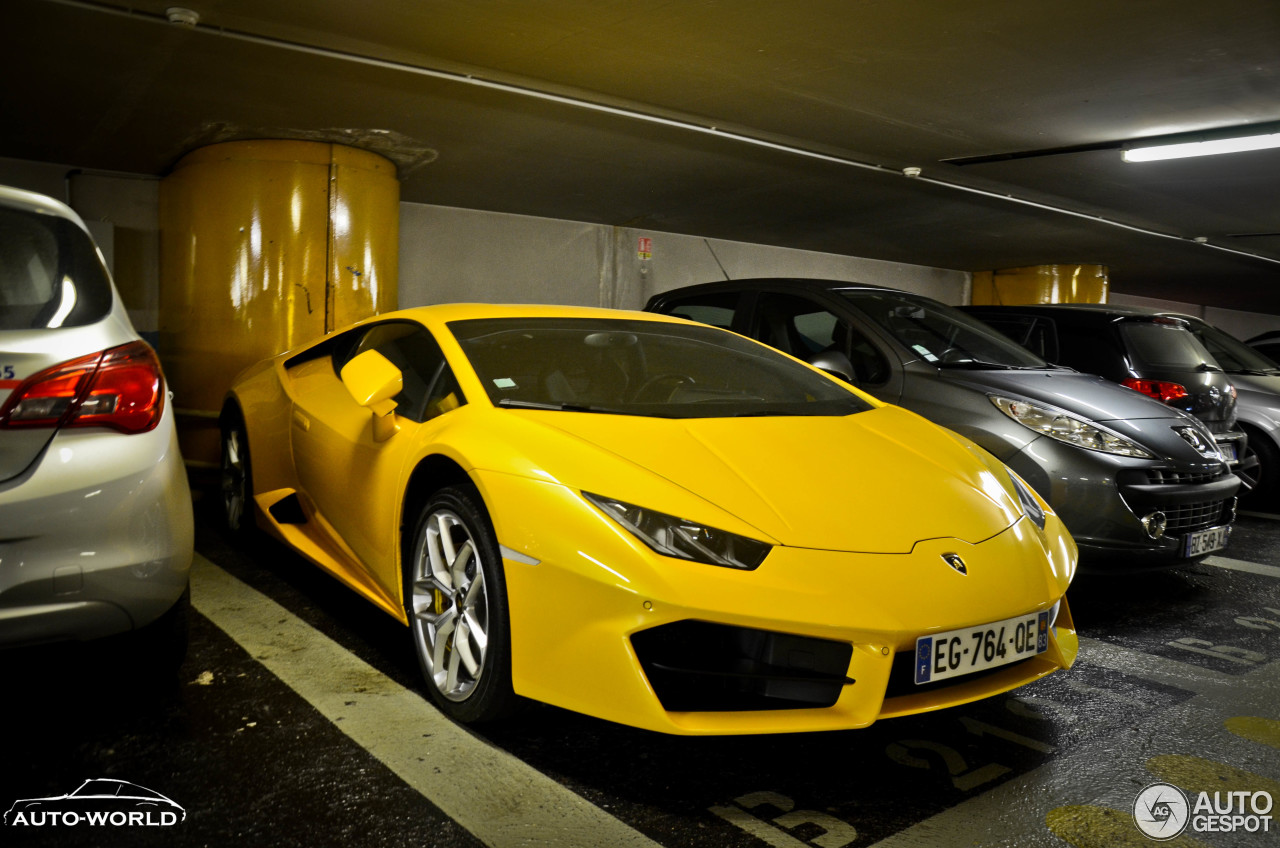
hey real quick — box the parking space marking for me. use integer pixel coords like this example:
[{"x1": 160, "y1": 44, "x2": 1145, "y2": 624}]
[
  {"x1": 864, "y1": 656, "x2": 1280, "y2": 846},
  {"x1": 1045, "y1": 805, "x2": 1210, "y2": 848},
  {"x1": 1227, "y1": 716, "x2": 1280, "y2": 749},
  {"x1": 1145, "y1": 753, "x2": 1280, "y2": 797},
  {"x1": 189, "y1": 554, "x2": 660, "y2": 848},
  {"x1": 1074, "y1": 637, "x2": 1236, "y2": 694},
  {"x1": 1204, "y1": 556, "x2": 1280, "y2": 580}
]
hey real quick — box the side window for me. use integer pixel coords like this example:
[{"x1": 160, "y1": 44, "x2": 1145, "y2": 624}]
[
  {"x1": 753, "y1": 292, "x2": 890, "y2": 385},
  {"x1": 338, "y1": 321, "x2": 465, "y2": 422},
  {"x1": 654, "y1": 291, "x2": 741, "y2": 330},
  {"x1": 1055, "y1": 323, "x2": 1120, "y2": 379},
  {"x1": 423, "y1": 364, "x2": 464, "y2": 422}
]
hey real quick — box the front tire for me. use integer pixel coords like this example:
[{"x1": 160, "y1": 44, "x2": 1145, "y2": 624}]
[{"x1": 405, "y1": 485, "x2": 517, "y2": 723}]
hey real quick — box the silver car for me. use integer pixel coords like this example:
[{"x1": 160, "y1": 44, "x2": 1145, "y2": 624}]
[
  {"x1": 0, "y1": 185, "x2": 192, "y2": 663},
  {"x1": 1163, "y1": 313, "x2": 1280, "y2": 504},
  {"x1": 646, "y1": 278, "x2": 1239, "y2": 569}
]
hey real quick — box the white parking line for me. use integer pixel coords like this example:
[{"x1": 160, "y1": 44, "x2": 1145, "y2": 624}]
[
  {"x1": 1205, "y1": 555, "x2": 1280, "y2": 579},
  {"x1": 189, "y1": 554, "x2": 660, "y2": 848}
]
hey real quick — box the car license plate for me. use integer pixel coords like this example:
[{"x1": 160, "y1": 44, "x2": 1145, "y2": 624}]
[
  {"x1": 914, "y1": 611, "x2": 1049, "y2": 685},
  {"x1": 1184, "y1": 525, "x2": 1230, "y2": 557},
  {"x1": 1217, "y1": 442, "x2": 1238, "y2": 462}
]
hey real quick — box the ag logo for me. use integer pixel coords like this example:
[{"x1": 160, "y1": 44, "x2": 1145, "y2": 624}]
[
  {"x1": 1173, "y1": 426, "x2": 1218, "y2": 459},
  {"x1": 1133, "y1": 782, "x2": 1190, "y2": 840}
]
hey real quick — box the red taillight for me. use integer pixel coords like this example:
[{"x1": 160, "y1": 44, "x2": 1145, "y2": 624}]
[
  {"x1": 1121, "y1": 377, "x2": 1189, "y2": 405},
  {"x1": 0, "y1": 341, "x2": 165, "y2": 434}
]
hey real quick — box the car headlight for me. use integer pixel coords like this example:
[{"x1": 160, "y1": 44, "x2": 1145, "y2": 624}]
[
  {"x1": 990, "y1": 396, "x2": 1154, "y2": 459},
  {"x1": 1007, "y1": 470, "x2": 1047, "y2": 531},
  {"x1": 582, "y1": 492, "x2": 771, "y2": 570}
]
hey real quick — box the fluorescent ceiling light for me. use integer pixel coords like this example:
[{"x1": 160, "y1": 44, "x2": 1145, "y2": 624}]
[{"x1": 1123, "y1": 132, "x2": 1280, "y2": 162}]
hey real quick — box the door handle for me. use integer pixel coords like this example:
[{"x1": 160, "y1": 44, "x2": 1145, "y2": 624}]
[{"x1": 292, "y1": 410, "x2": 310, "y2": 431}]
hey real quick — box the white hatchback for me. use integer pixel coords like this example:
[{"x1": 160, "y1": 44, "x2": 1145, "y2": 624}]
[{"x1": 0, "y1": 185, "x2": 192, "y2": 666}]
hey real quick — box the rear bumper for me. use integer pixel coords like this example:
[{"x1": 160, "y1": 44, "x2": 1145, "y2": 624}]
[{"x1": 0, "y1": 410, "x2": 193, "y2": 647}]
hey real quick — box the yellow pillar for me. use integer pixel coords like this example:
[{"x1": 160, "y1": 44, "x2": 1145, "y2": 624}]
[
  {"x1": 159, "y1": 140, "x2": 399, "y2": 466},
  {"x1": 970, "y1": 264, "x2": 1108, "y2": 306}
]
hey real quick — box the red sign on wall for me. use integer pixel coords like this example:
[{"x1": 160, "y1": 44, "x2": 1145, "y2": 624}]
[{"x1": 637, "y1": 237, "x2": 652, "y2": 260}]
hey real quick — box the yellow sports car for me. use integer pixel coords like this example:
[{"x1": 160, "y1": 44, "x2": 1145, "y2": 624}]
[{"x1": 220, "y1": 303, "x2": 1078, "y2": 735}]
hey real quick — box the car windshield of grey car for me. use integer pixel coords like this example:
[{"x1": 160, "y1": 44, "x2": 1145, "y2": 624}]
[
  {"x1": 0, "y1": 205, "x2": 113, "y2": 330},
  {"x1": 837, "y1": 290, "x2": 1049, "y2": 369},
  {"x1": 1189, "y1": 322, "x2": 1280, "y2": 376},
  {"x1": 450, "y1": 317, "x2": 873, "y2": 418}
]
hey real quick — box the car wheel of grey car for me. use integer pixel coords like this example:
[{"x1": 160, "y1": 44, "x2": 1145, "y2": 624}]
[
  {"x1": 220, "y1": 407, "x2": 255, "y2": 540},
  {"x1": 405, "y1": 485, "x2": 518, "y2": 723},
  {"x1": 1239, "y1": 429, "x2": 1278, "y2": 505}
]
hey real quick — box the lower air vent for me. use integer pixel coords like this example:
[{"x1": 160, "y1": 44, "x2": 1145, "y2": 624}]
[{"x1": 630, "y1": 620, "x2": 853, "y2": 712}]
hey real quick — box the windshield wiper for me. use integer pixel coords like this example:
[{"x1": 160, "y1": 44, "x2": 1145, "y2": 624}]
[
  {"x1": 496, "y1": 398, "x2": 608, "y2": 413},
  {"x1": 937, "y1": 359, "x2": 1033, "y2": 370}
]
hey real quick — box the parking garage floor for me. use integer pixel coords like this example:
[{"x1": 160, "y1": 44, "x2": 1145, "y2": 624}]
[{"x1": 4, "y1": 489, "x2": 1279, "y2": 848}]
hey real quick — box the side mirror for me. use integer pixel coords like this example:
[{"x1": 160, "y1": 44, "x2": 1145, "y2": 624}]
[
  {"x1": 807, "y1": 350, "x2": 855, "y2": 383},
  {"x1": 341, "y1": 349, "x2": 403, "y2": 441}
]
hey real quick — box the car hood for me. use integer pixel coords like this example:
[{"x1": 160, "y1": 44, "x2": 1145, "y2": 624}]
[{"x1": 503, "y1": 404, "x2": 1027, "y2": 554}]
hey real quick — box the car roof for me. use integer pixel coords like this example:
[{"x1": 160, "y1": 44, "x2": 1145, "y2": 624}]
[{"x1": 651, "y1": 277, "x2": 905, "y2": 298}]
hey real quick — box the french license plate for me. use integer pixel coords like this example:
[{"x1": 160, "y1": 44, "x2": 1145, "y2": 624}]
[
  {"x1": 1217, "y1": 442, "x2": 1238, "y2": 462},
  {"x1": 915, "y1": 611, "x2": 1049, "y2": 685},
  {"x1": 1184, "y1": 525, "x2": 1230, "y2": 557}
]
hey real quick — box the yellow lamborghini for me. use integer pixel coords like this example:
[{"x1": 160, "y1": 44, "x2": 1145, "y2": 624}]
[{"x1": 220, "y1": 303, "x2": 1078, "y2": 735}]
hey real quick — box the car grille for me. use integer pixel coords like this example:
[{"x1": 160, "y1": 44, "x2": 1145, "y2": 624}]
[
  {"x1": 1142, "y1": 468, "x2": 1220, "y2": 486},
  {"x1": 630, "y1": 621, "x2": 853, "y2": 712},
  {"x1": 1163, "y1": 499, "x2": 1230, "y2": 534}
]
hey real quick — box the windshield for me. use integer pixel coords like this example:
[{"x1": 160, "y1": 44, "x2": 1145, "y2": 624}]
[
  {"x1": 1119, "y1": 320, "x2": 1218, "y2": 370},
  {"x1": 838, "y1": 290, "x2": 1049, "y2": 368},
  {"x1": 448, "y1": 317, "x2": 872, "y2": 418},
  {"x1": 0, "y1": 205, "x2": 114, "y2": 330},
  {"x1": 1186, "y1": 320, "x2": 1280, "y2": 374}
]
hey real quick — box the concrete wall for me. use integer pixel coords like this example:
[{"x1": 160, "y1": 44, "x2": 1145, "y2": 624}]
[
  {"x1": 0, "y1": 158, "x2": 160, "y2": 338},
  {"x1": 398, "y1": 203, "x2": 971, "y2": 311},
  {"x1": 4, "y1": 155, "x2": 1275, "y2": 345}
]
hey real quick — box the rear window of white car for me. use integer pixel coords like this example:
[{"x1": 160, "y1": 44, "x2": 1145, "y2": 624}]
[{"x1": 0, "y1": 205, "x2": 113, "y2": 330}]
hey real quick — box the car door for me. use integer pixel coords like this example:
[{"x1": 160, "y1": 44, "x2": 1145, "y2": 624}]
[{"x1": 288, "y1": 320, "x2": 464, "y2": 606}]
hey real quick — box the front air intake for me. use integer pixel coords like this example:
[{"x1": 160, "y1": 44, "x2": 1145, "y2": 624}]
[{"x1": 630, "y1": 621, "x2": 854, "y2": 712}]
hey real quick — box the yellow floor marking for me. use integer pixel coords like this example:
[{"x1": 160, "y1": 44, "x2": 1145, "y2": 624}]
[
  {"x1": 1146, "y1": 754, "x2": 1280, "y2": 797},
  {"x1": 1226, "y1": 716, "x2": 1280, "y2": 750},
  {"x1": 1045, "y1": 805, "x2": 1208, "y2": 847}
]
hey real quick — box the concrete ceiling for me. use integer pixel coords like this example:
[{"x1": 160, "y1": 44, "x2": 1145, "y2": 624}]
[{"x1": 4, "y1": 0, "x2": 1280, "y2": 312}]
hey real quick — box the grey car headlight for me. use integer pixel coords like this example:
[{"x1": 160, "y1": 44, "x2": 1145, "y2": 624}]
[
  {"x1": 1007, "y1": 471, "x2": 1047, "y2": 531},
  {"x1": 990, "y1": 396, "x2": 1154, "y2": 459},
  {"x1": 583, "y1": 492, "x2": 771, "y2": 570}
]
